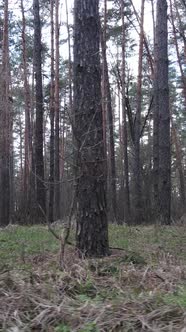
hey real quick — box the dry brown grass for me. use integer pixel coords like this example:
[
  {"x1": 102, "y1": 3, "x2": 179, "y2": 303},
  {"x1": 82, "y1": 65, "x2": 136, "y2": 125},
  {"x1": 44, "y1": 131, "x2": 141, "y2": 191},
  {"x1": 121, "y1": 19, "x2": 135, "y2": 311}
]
[{"x1": 0, "y1": 245, "x2": 186, "y2": 332}]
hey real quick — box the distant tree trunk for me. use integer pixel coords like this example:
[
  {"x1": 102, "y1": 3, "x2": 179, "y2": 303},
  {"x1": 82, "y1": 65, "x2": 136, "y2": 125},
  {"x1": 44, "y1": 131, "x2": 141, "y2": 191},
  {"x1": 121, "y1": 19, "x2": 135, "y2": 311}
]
[
  {"x1": 121, "y1": 0, "x2": 130, "y2": 223},
  {"x1": 9, "y1": 106, "x2": 14, "y2": 221},
  {"x1": 171, "y1": 122, "x2": 185, "y2": 211},
  {"x1": 33, "y1": 0, "x2": 46, "y2": 217},
  {"x1": 169, "y1": 0, "x2": 186, "y2": 106},
  {"x1": 49, "y1": 0, "x2": 55, "y2": 223},
  {"x1": 153, "y1": 5, "x2": 160, "y2": 218},
  {"x1": 18, "y1": 111, "x2": 24, "y2": 186},
  {"x1": 101, "y1": 0, "x2": 117, "y2": 221},
  {"x1": 150, "y1": 0, "x2": 155, "y2": 47},
  {"x1": 0, "y1": 0, "x2": 10, "y2": 226},
  {"x1": 54, "y1": 0, "x2": 60, "y2": 220},
  {"x1": 174, "y1": 0, "x2": 186, "y2": 61},
  {"x1": 65, "y1": 0, "x2": 73, "y2": 114},
  {"x1": 154, "y1": 0, "x2": 171, "y2": 224},
  {"x1": 21, "y1": 0, "x2": 32, "y2": 218},
  {"x1": 74, "y1": 0, "x2": 109, "y2": 257},
  {"x1": 133, "y1": 0, "x2": 145, "y2": 224}
]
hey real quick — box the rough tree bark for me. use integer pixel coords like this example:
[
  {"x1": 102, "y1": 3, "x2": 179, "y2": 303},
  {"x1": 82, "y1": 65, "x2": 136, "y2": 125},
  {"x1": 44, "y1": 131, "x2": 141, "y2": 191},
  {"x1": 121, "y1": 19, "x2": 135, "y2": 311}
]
[
  {"x1": 0, "y1": 0, "x2": 10, "y2": 226},
  {"x1": 154, "y1": 0, "x2": 171, "y2": 224},
  {"x1": 33, "y1": 0, "x2": 46, "y2": 216},
  {"x1": 74, "y1": 0, "x2": 109, "y2": 257}
]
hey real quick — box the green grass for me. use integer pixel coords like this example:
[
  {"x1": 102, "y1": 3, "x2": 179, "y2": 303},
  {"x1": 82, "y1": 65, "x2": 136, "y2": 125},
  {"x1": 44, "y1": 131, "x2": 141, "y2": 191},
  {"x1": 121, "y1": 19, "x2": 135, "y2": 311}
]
[
  {"x1": 0, "y1": 224, "x2": 186, "y2": 331},
  {"x1": 1, "y1": 224, "x2": 186, "y2": 268},
  {"x1": 0, "y1": 225, "x2": 58, "y2": 268},
  {"x1": 164, "y1": 286, "x2": 186, "y2": 308}
]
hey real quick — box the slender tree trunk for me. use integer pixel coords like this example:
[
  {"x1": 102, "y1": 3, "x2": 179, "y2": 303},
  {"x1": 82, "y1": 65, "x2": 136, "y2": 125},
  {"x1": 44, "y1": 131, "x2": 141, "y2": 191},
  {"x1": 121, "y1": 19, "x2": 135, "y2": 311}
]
[
  {"x1": 171, "y1": 122, "x2": 185, "y2": 211},
  {"x1": 129, "y1": 0, "x2": 154, "y2": 77},
  {"x1": 54, "y1": 0, "x2": 60, "y2": 220},
  {"x1": 174, "y1": 0, "x2": 186, "y2": 60},
  {"x1": 74, "y1": 0, "x2": 109, "y2": 257},
  {"x1": 33, "y1": 0, "x2": 46, "y2": 217},
  {"x1": 49, "y1": 0, "x2": 55, "y2": 223},
  {"x1": 21, "y1": 0, "x2": 32, "y2": 218},
  {"x1": 153, "y1": 28, "x2": 159, "y2": 218},
  {"x1": 133, "y1": 0, "x2": 145, "y2": 224},
  {"x1": 65, "y1": 0, "x2": 73, "y2": 114},
  {"x1": 121, "y1": 0, "x2": 130, "y2": 223},
  {"x1": 169, "y1": 0, "x2": 186, "y2": 106},
  {"x1": 60, "y1": 101, "x2": 66, "y2": 179},
  {"x1": 19, "y1": 112, "x2": 24, "y2": 187},
  {"x1": 101, "y1": 0, "x2": 117, "y2": 221},
  {"x1": 9, "y1": 81, "x2": 14, "y2": 221}
]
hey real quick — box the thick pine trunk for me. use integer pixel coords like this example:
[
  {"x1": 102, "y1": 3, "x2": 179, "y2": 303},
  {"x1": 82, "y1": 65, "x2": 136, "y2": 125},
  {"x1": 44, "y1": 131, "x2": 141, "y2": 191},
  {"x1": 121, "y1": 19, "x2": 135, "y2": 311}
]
[
  {"x1": 0, "y1": 65, "x2": 10, "y2": 226},
  {"x1": 74, "y1": 0, "x2": 109, "y2": 257},
  {"x1": 33, "y1": 0, "x2": 46, "y2": 217},
  {"x1": 0, "y1": 0, "x2": 10, "y2": 226},
  {"x1": 155, "y1": 0, "x2": 171, "y2": 224}
]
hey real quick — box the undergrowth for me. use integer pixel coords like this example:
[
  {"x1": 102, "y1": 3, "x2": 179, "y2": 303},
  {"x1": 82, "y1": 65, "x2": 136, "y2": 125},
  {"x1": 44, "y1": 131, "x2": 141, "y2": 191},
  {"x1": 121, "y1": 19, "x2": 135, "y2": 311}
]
[{"x1": 0, "y1": 224, "x2": 186, "y2": 331}]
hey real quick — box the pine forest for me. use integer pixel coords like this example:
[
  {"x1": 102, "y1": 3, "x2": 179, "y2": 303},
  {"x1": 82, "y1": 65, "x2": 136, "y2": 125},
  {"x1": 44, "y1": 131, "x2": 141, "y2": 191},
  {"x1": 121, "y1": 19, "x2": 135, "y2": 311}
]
[{"x1": 0, "y1": 0, "x2": 186, "y2": 331}]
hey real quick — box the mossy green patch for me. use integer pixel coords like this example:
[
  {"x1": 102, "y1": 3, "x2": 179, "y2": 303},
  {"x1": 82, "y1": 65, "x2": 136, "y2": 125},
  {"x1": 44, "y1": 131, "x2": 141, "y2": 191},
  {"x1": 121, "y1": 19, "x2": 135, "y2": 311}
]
[{"x1": 164, "y1": 286, "x2": 186, "y2": 308}]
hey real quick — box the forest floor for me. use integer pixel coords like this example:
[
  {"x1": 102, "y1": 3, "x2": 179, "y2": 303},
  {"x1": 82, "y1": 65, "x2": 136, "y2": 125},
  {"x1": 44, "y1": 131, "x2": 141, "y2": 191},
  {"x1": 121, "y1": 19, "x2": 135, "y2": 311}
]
[{"x1": 0, "y1": 224, "x2": 186, "y2": 331}]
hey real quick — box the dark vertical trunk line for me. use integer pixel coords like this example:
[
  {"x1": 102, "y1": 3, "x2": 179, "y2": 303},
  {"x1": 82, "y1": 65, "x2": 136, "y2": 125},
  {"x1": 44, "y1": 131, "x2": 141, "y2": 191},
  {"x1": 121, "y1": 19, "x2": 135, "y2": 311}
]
[
  {"x1": 133, "y1": 0, "x2": 145, "y2": 224},
  {"x1": 54, "y1": 0, "x2": 60, "y2": 220},
  {"x1": 33, "y1": 0, "x2": 46, "y2": 217},
  {"x1": 101, "y1": 0, "x2": 117, "y2": 221},
  {"x1": 155, "y1": 0, "x2": 171, "y2": 224},
  {"x1": 65, "y1": 0, "x2": 73, "y2": 114},
  {"x1": 121, "y1": 0, "x2": 130, "y2": 223},
  {"x1": 0, "y1": 0, "x2": 10, "y2": 226},
  {"x1": 21, "y1": 0, "x2": 32, "y2": 219},
  {"x1": 49, "y1": 0, "x2": 55, "y2": 223}
]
